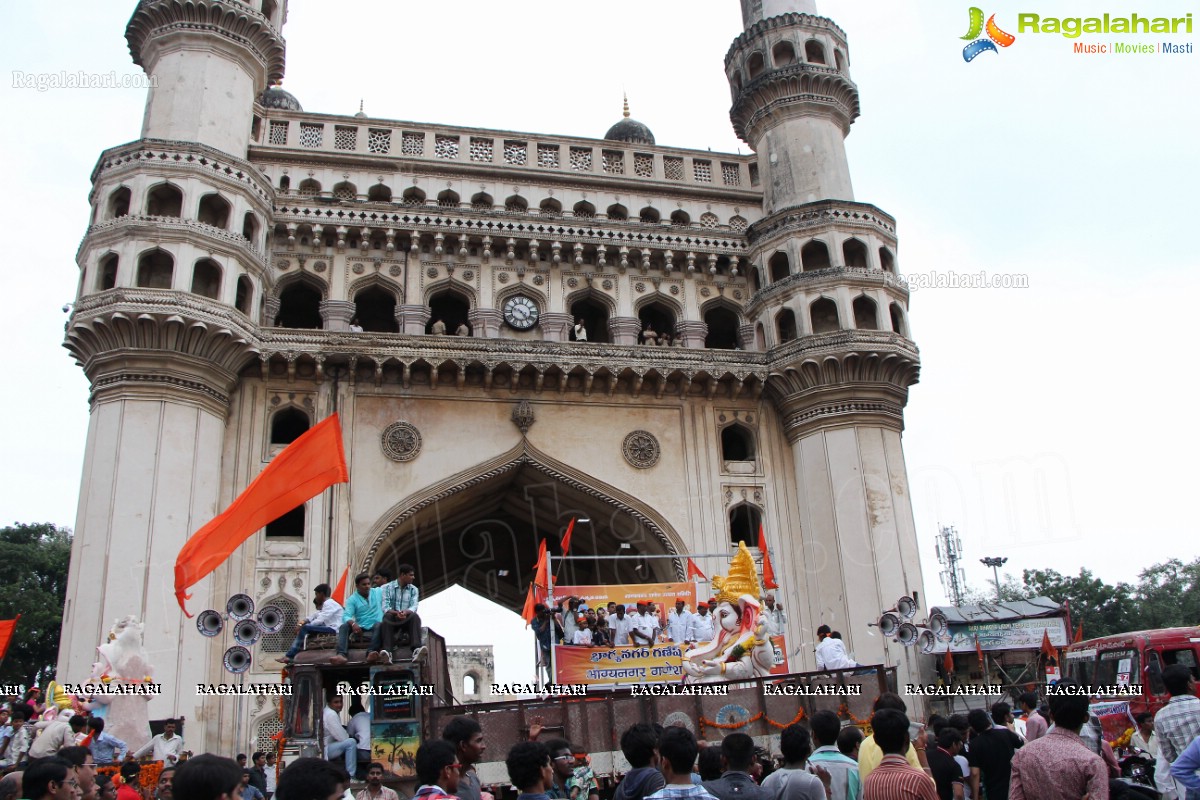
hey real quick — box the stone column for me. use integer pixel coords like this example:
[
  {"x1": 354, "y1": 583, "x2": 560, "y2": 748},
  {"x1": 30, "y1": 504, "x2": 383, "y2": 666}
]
[
  {"x1": 397, "y1": 304, "x2": 431, "y2": 335},
  {"x1": 676, "y1": 320, "x2": 708, "y2": 348},
  {"x1": 468, "y1": 308, "x2": 504, "y2": 338},
  {"x1": 609, "y1": 316, "x2": 641, "y2": 345},
  {"x1": 738, "y1": 323, "x2": 756, "y2": 349},
  {"x1": 320, "y1": 299, "x2": 356, "y2": 331},
  {"x1": 538, "y1": 312, "x2": 572, "y2": 342}
]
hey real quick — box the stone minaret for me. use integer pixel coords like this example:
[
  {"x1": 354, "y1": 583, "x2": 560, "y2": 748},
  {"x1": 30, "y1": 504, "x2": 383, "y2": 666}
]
[
  {"x1": 60, "y1": 0, "x2": 286, "y2": 745},
  {"x1": 731, "y1": 2, "x2": 928, "y2": 681}
]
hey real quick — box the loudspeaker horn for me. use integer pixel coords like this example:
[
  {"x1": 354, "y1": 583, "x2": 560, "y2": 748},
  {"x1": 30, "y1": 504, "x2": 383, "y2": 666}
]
[
  {"x1": 257, "y1": 605, "x2": 284, "y2": 634},
  {"x1": 878, "y1": 613, "x2": 901, "y2": 637},
  {"x1": 223, "y1": 645, "x2": 252, "y2": 674},
  {"x1": 918, "y1": 629, "x2": 937, "y2": 654},
  {"x1": 897, "y1": 622, "x2": 919, "y2": 646},
  {"x1": 929, "y1": 612, "x2": 950, "y2": 639},
  {"x1": 234, "y1": 619, "x2": 261, "y2": 646},
  {"x1": 196, "y1": 610, "x2": 223, "y2": 637},
  {"x1": 227, "y1": 593, "x2": 255, "y2": 620},
  {"x1": 896, "y1": 596, "x2": 918, "y2": 620}
]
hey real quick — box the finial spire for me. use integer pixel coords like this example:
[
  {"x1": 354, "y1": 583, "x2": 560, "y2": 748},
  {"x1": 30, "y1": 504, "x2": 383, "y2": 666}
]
[{"x1": 623, "y1": 93, "x2": 630, "y2": 119}]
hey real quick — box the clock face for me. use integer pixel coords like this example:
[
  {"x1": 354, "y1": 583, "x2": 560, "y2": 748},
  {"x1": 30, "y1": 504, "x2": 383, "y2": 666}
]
[{"x1": 503, "y1": 295, "x2": 540, "y2": 330}]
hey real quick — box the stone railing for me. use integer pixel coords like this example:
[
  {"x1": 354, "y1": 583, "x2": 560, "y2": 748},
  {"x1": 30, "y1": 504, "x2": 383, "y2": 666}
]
[
  {"x1": 746, "y1": 266, "x2": 909, "y2": 313},
  {"x1": 79, "y1": 214, "x2": 267, "y2": 265},
  {"x1": 92, "y1": 138, "x2": 275, "y2": 205}
]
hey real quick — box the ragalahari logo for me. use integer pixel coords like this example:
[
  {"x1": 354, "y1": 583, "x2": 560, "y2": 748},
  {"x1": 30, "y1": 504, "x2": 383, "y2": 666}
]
[{"x1": 962, "y1": 8, "x2": 1016, "y2": 61}]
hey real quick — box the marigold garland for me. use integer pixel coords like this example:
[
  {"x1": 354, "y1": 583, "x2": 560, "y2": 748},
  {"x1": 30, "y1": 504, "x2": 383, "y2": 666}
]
[
  {"x1": 698, "y1": 706, "x2": 805, "y2": 737},
  {"x1": 1109, "y1": 727, "x2": 1134, "y2": 749},
  {"x1": 97, "y1": 762, "x2": 164, "y2": 793}
]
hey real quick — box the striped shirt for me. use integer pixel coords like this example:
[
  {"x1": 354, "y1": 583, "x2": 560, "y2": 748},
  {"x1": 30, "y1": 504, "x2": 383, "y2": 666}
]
[
  {"x1": 381, "y1": 580, "x2": 419, "y2": 613},
  {"x1": 862, "y1": 755, "x2": 938, "y2": 800},
  {"x1": 1155, "y1": 694, "x2": 1200, "y2": 763}
]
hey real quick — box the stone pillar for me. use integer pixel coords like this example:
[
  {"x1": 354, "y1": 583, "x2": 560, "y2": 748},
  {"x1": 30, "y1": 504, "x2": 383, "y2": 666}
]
[
  {"x1": 609, "y1": 316, "x2": 641, "y2": 345},
  {"x1": 538, "y1": 312, "x2": 572, "y2": 342},
  {"x1": 397, "y1": 304, "x2": 431, "y2": 335},
  {"x1": 676, "y1": 320, "x2": 708, "y2": 348},
  {"x1": 264, "y1": 295, "x2": 281, "y2": 326},
  {"x1": 468, "y1": 308, "x2": 505, "y2": 338},
  {"x1": 737, "y1": 323, "x2": 756, "y2": 350},
  {"x1": 320, "y1": 299, "x2": 356, "y2": 331}
]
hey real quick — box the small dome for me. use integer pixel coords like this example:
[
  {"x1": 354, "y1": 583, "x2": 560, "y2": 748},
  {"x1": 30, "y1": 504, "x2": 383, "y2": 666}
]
[
  {"x1": 604, "y1": 95, "x2": 655, "y2": 146},
  {"x1": 259, "y1": 86, "x2": 302, "y2": 112}
]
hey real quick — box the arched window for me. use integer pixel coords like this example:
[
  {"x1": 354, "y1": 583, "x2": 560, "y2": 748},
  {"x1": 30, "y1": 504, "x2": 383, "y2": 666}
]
[
  {"x1": 572, "y1": 201, "x2": 595, "y2": 218},
  {"x1": 242, "y1": 212, "x2": 260, "y2": 246},
  {"x1": 729, "y1": 504, "x2": 762, "y2": 547},
  {"x1": 843, "y1": 238, "x2": 869, "y2": 268},
  {"x1": 721, "y1": 424, "x2": 756, "y2": 462},
  {"x1": 98, "y1": 254, "x2": 119, "y2": 290},
  {"x1": 776, "y1": 308, "x2": 798, "y2": 343},
  {"x1": 769, "y1": 251, "x2": 790, "y2": 283},
  {"x1": 637, "y1": 301, "x2": 677, "y2": 343},
  {"x1": 271, "y1": 407, "x2": 310, "y2": 445},
  {"x1": 504, "y1": 195, "x2": 528, "y2": 213},
  {"x1": 704, "y1": 306, "x2": 740, "y2": 349},
  {"x1": 427, "y1": 289, "x2": 472, "y2": 335},
  {"x1": 136, "y1": 249, "x2": 174, "y2": 289},
  {"x1": 540, "y1": 198, "x2": 562, "y2": 217},
  {"x1": 438, "y1": 189, "x2": 460, "y2": 208},
  {"x1": 279, "y1": 175, "x2": 291, "y2": 192},
  {"x1": 810, "y1": 297, "x2": 840, "y2": 334},
  {"x1": 835, "y1": 50, "x2": 846, "y2": 72},
  {"x1": 670, "y1": 210, "x2": 691, "y2": 227},
  {"x1": 879, "y1": 247, "x2": 895, "y2": 273},
  {"x1": 402, "y1": 187, "x2": 425, "y2": 206},
  {"x1": 606, "y1": 203, "x2": 628, "y2": 221},
  {"x1": 853, "y1": 295, "x2": 878, "y2": 330},
  {"x1": 107, "y1": 187, "x2": 131, "y2": 219},
  {"x1": 801, "y1": 240, "x2": 831, "y2": 271},
  {"x1": 890, "y1": 303, "x2": 906, "y2": 335},
  {"x1": 259, "y1": 595, "x2": 301, "y2": 652},
  {"x1": 805, "y1": 40, "x2": 827, "y2": 65},
  {"x1": 235, "y1": 275, "x2": 254, "y2": 315},
  {"x1": 355, "y1": 286, "x2": 399, "y2": 333},
  {"x1": 298, "y1": 178, "x2": 321, "y2": 196},
  {"x1": 198, "y1": 193, "x2": 232, "y2": 228},
  {"x1": 265, "y1": 504, "x2": 305, "y2": 537},
  {"x1": 570, "y1": 295, "x2": 611, "y2": 344},
  {"x1": 464, "y1": 674, "x2": 478, "y2": 696},
  {"x1": 368, "y1": 183, "x2": 392, "y2": 202},
  {"x1": 191, "y1": 258, "x2": 222, "y2": 299},
  {"x1": 146, "y1": 184, "x2": 183, "y2": 217},
  {"x1": 333, "y1": 181, "x2": 357, "y2": 201},
  {"x1": 276, "y1": 281, "x2": 323, "y2": 328},
  {"x1": 639, "y1": 206, "x2": 660, "y2": 224},
  {"x1": 747, "y1": 51, "x2": 766, "y2": 80},
  {"x1": 772, "y1": 41, "x2": 797, "y2": 67},
  {"x1": 471, "y1": 192, "x2": 493, "y2": 210}
]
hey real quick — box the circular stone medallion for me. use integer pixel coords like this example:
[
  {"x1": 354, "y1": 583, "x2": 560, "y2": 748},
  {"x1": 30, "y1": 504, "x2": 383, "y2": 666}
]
[
  {"x1": 381, "y1": 421, "x2": 422, "y2": 462},
  {"x1": 622, "y1": 430, "x2": 660, "y2": 469}
]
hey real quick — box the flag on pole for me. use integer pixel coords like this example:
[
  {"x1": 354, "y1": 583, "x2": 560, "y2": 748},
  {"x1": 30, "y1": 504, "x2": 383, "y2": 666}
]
[
  {"x1": 975, "y1": 634, "x2": 985, "y2": 667},
  {"x1": 521, "y1": 584, "x2": 538, "y2": 625},
  {"x1": 758, "y1": 524, "x2": 778, "y2": 590},
  {"x1": 331, "y1": 566, "x2": 351, "y2": 605},
  {"x1": 686, "y1": 558, "x2": 706, "y2": 581},
  {"x1": 560, "y1": 517, "x2": 576, "y2": 555},
  {"x1": 1074, "y1": 622, "x2": 1083, "y2": 643},
  {"x1": 943, "y1": 647, "x2": 954, "y2": 677},
  {"x1": 532, "y1": 540, "x2": 549, "y2": 600},
  {"x1": 174, "y1": 414, "x2": 349, "y2": 616},
  {"x1": 1040, "y1": 629, "x2": 1055, "y2": 659},
  {"x1": 0, "y1": 615, "x2": 20, "y2": 661}
]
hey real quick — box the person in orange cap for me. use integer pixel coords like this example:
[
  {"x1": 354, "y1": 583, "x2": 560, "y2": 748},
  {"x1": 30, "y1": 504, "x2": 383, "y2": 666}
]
[{"x1": 687, "y1": 601, "x2": 715, "y2": 643}]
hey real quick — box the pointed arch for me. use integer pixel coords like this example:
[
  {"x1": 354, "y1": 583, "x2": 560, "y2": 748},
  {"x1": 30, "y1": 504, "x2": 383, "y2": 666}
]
[
  {"x1": 136, "y1": 248, "x2": 175, "y2": 289},
  {"x1": 572, "y1": 200, "x2": 596, "y2": 218},
  {"x1": 606, "y1": 203, "x2": 628, "y2": 221},
  {"x1": 853, "y1": 294, "x2": 879, "y2": 330},
  {"x1": 801, "y1": 240, "x2": 832, "y2": 271},
  {"x1": 297, "y1": 178, "x2": 321, "y2": 196},
  {"x1": 471, "y1": 191, "x2": 494, "y2": 210},
  {"x1": 776, "y1": 307, "x2": 798, "y2": 343},
  {"x1": 368, "y1": 183, "x2": 393, "y2": 202},
  {"x1": 805, "y1": 39, "x2": 827, "y2": 65},
  {"x1": 438, "y1": 189, "x2": 461, "y2": 208},
  {"x1": 97, "y1": 253, "x2": 120, "y2": 291},
  {"x1": 146, "y1": 182, "x2": 183, "y2": 217},
  {"x1": 768, "y1": 251, "x2": 791, "y2": 283},
  {"x1": 810, "y1": 296, "x2": 840, "y2": 334},
  {"x1": 504, "y1": 195, "x2": 528, "y2": 213},
  {"x1": 332, "y1": 181, "x2": 358, "y2": 200},
  {"x1": 540, "y1": 198, "x2": 563, "y2": 217},
  {"x1": 638, "y1": 206, "x2": 660, "y2": 224},
  {"x1": 728, "y1": 502, "x2": 762, "y2": 547},
  {"x1": 843, "y1": 238, "x2": 869, "y2": 268},
  {"x1": 274, "y1": 272, "x2": 327, "y2": 329},
  {"x1": 258, "y1": 593, "x2": 302, "y2": 652},
  {"x1": 720, "y1": 423, "x2": 757, "y2": 462},
  {"x1": 198, "y1": 193, "x2": 232, "y2": 228},
  {"x1": 107, "y1": 186, "x2": 131, "y2": 219}
]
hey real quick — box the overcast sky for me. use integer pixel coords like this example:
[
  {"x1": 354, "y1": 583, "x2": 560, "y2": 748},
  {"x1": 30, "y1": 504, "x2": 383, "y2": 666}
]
[{"x1": 2, "y1": 1, "x2": 1197, "y2": 685}]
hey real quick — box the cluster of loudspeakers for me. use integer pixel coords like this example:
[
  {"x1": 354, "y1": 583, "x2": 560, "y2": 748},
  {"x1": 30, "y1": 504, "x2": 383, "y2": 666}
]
[
  {"x1": 196, "y1": 594, "x2": 285, "y2": 674},
  {"x1": 876, "y1": 596, "x2": 952, "y2": 654}
]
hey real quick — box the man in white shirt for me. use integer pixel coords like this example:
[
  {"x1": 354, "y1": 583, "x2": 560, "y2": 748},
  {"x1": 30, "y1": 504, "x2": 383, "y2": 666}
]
[
  {"x1": 666, "y1": 600, "x2": 693, "y2": 643},
  {"x1": 761, "y1": 595, "x2": 787, "y2": 638},
  {"x1": 347, "y1": 698, "x2": 371, "y2": 777},
  {"x1": 630, "y1": 602, "x2": 656, "y2": 646},
  {"x1": 323, "y1": 696, "x2": 358, "y2": 775},
  {"x1": 279, "y1": 584, "x2": 344, "y2": 664},
  {"x1": 611, "y1": 605, "x2": 635, "y2": 645},
  {"x1": 687, "y1": 602, "x2": 716, "y2": 643},
  {"x1": 816, "y1": 631, "x2": 859, "y2": 670},
  {"x1": 132, "y1": 719, "x2": 184, "y2": 764}
]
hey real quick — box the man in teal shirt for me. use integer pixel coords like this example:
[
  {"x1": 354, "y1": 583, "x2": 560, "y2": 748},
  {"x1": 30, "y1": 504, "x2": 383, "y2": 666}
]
[{"x1": 331, "y1": 573, "x2": 382, "y2": 665}]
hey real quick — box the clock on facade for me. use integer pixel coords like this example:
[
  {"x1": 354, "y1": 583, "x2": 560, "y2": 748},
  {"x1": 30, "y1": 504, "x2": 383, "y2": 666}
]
[{"x1": 503, "y1": 295, "x2": 540, "y2": 330}]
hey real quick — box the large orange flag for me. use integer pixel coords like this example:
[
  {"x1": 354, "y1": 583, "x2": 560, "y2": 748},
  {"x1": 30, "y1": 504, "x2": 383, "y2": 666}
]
[
  {"x1": 758, "y1": 524, "x2": 779, "y2": 590},
  {"x1": 520, "y1": 584, "x2": 538, "y2": 626},
  {"x1": 532, "y1": 540, "x2": 549, "y2": 600},
  {"x1": 331, "y1": 566, "x2": 351, "y2": 605},
  {"x1": 942, "y1": 647, "x2": 954, "y2": 677},
  {"x1": 0, "y1": 615, "x2": 20, "y2": 661},
  {"x1": 686, "y1": 558, "x2": 706, "y2": 581},
  {"x1": 560, "y1": 518, "x2": 576, "y2": 555},
  {"x1": 175, "y1": 414, "x2": 349, "y2": 616}
]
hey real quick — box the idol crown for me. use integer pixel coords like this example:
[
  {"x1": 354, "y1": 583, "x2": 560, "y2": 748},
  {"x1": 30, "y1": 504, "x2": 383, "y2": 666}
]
[{"x1": 712, "y1": 542, "x2": 762, "y2": 604}]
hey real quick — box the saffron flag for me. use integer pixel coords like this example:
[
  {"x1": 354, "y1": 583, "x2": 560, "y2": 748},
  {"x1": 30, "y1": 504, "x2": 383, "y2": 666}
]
[
  {"x1": 174, "y1": 414, "x2": 349, "y2": 616},
  {"x1": 686, "y1": 558, "x2": 706, "y2": 581},
  {"x1": 1074, "y1": 622, "x2": 1084, "y2": 643},
  {"x1": 975, "y1": 634, "x2": 985, "y2": 667},
  {"x1": 521, "y1": 584, "x2": 537, "y2": 626},
  {"x1": 1040, "y1": 628, "x2": 1055, "y2": 659},
  {"x1": 560, "y1": 517, "x2": 576, "y2": 555},
  {"x1": 0, "y1": 615, "x2": 20, "y2": 661},
  {"x1": 331, "y1": 566, "x2": 350, "y2": 605},
  {"x1": 758, "y1": 524, "x2": 778, "y2": 590},
  {"x1": 532, "y1": 540, "x2": 549, "y2": 600},
  {"x1": 943, "y1": 647, "x2": 954, "y2": 677}
]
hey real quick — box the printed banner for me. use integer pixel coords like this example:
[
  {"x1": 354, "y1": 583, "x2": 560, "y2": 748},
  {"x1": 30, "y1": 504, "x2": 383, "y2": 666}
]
[
  {"x1": 552, "y1": 582, "x2": 697, "y2": 634},
  {"x1": 945, "y1": 617, "x2": 1069, "y2": 652}
]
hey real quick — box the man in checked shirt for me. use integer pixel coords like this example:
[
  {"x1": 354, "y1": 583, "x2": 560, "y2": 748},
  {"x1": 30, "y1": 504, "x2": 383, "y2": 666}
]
[
  {"x1": 1156, "y1": 666, "x2": 1200, "y2": 784},
  {"x1": 367, "y1": 564, "x2": 425, "y2": 664}
]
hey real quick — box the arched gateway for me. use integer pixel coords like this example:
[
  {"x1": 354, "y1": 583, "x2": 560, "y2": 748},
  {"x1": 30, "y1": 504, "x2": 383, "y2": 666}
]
[{"x1": 358, "y1": 443, "x2": 686, "y2": 612}]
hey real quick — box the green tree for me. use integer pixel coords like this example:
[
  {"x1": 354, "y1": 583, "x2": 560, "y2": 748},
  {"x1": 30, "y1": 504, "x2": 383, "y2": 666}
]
[
  {"x1": 0, "y1": 523, "x2": 73, "y2": 687},
  {"x1": 1132, "y1": 557, "x2": 1200, "y2": 630},
  {"x1": 1019, "y1": 567, "x2": 1133, "y2": 639}
]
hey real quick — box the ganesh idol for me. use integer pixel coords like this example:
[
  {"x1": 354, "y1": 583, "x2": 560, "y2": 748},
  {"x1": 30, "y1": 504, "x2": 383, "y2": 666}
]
[{"x1": 681, "y1": 542, "x2": 776, "y2": 682}]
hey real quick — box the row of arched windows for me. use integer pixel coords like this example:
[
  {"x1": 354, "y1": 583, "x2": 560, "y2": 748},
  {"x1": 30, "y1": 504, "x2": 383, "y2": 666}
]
[
  {"x1": 761, "y1": 240, "x2": 893, "y2": 288},
  {"x1": 95, "y1": 249, "x2": 255, "y2": 316},
  {"x1": 765, "y1": 296, "x2": 906, "y2": 345},
  {"x1": 732, "y1": 37, "x2": 847, "y2": 91},
  {"x1": 105, "y1": 184, "x2": 262, "y2": 245}
]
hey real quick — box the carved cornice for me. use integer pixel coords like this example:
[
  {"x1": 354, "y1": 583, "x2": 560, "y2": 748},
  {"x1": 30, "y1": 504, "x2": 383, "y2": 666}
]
[
  {"x1": 725, "y1": 13, "x2": 849, "y2": 67},
  {"x1": 79, "y1": 215, "x2": 267, "y2": 270},
  {"x1": 745, "y1": 200, "x2": 896, "y2": 246},
  {"x1": 745, "y1": 267, "x2": 909, "y2": 316},
  {"x1": 730, "y1": 66, "x2": 861, "y2": 144},
  {"x1": 126, "y1": 0, "x2": 286, "y2": 85},
  {"x1": 91, "y1": 138, "x2": 275, "y2": 206}
]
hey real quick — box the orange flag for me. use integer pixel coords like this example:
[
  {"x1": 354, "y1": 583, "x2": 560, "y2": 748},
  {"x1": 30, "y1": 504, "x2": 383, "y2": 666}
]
[
  {"x1": 532, "y1": 540, "x2": 549, "y2": 599},
  {"x1": 758, "y1": 524, "x2": 778, "y2": 590},
  {"x1": 975, "y1": 635, "x2": 985, "y2": 667},
  {"x1": 331, "y1": 566, "x2": 351, "y2": 605},
  {"x1": 520, "y1": 584, "x2": 537, "y2": 626},
  {"x1": 0, "y1": 615, "x2": 20, "y2": 660},
  {"x1": 174, "y1": 414, "x2": 349, "y2": 616},
  {"x1": 1040, "y1": 629, "x2": 1055, "y2": 659},
  {"x1": 686, "y1": 558, "x2": 706, "y2": 581},
  {"x1": 560, "y1": 517, "x2": 576, "y2": 555},
  {"x1": 943, "y1": 647, "x2": 954, "y2": 677},
  {"x1": 1074, "y1": 622, "x2": 1083, "y2": 643}
]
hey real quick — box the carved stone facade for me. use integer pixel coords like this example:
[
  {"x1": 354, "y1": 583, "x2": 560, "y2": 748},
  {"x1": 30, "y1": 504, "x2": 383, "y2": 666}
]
[
  {"x1": 60, "y1": 0, "x2": 928, "y2": 755},
  {"x1": 446, "y1": 646, "x2": 497, "y2": 704}
]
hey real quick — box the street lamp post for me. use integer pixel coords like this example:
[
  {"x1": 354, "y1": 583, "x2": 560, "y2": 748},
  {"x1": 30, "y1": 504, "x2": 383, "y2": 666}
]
[{"x1": 980, "y1": 556, "x2": 1008, "y2": 601}]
